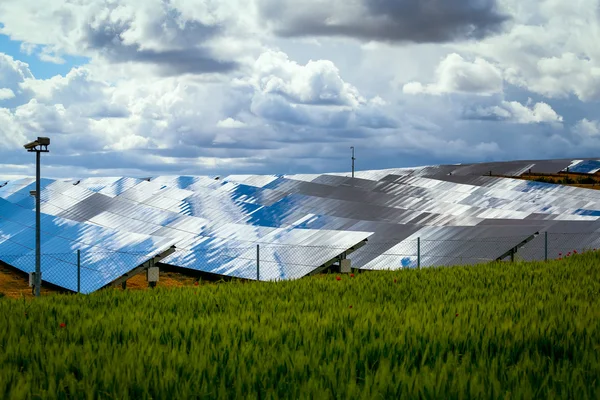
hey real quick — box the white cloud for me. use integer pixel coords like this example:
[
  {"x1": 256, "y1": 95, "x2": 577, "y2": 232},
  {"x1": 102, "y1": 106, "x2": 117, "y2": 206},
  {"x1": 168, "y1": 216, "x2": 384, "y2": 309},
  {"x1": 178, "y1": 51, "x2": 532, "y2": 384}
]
[
  {"x1": 0, "y1": 108, "x2": 27, "y2": 149},
  {"x1": 0, "y1": 88, "x2": 15, "y2": 100},
  {"x1": 241, "y1": 50, "x2": 365, "y2": 107},
  {"x1": 0, "y1": 47, "x2": 401, "y2": 176},
  {"x1": 465, "y1": 99, "x2": 563, "y2": 125},
  {"x1": 0, "y1": 0, "x2": 599, "y2": 177},
  {"x1": 0, "y1": 60, "x2": 220, "y2": 156},
  {"x1": 104, "y1": 134, "x2": 150, "y2": 151},
  {"x1": 19, "y1": 42, "x2": 37, "y2": 55},
  {"x1": 13, "y1": 100, "x2": 75, "y2": 133},
  {"x1": 0, "y1": 53, "x2": 31, "y2": 83},
  {"x1": 229, "y1": 49, "x2": 400, "y2": 131},
  {"x1": 568, "y1": 118, "x2": 600, "y2": 152},
  {"x1": 0, "y1": 0, "x2": 262, "y2": 75},
  {"x1": 403, "y1": 53, "x2": 503, "y2": 96},
  {"x1": 0, "y1": 52, "x2": 33, "y2": 99},
  {"x1": 573, "y1": 118, "x2": 600, "y2": 136},
  {"x1": 217, "y1": 118, "x2": 247, "y2": 128},
  {"x1": 39, "y1": 46, "x2": 66, "y2": 64},
  {"x1": 20, "y1": 68, "x2": 109, "y2": 106},
  {"x1": 461, "y1": 0, "x2": 600, "y2": 101},
  {"x1": 503, "y1": 101, "x2": 563, "y2": 124},
  {"x1": 531, "y1": 53, "x2": 600, "y2": 101}
]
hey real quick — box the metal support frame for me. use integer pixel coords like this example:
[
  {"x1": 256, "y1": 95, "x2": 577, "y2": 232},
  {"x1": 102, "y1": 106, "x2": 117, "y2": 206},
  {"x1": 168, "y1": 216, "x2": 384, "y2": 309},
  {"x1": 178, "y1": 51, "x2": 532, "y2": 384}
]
[
  {"x1": 35, "y1": 152, "x2": 41, "y2": 296},
  {"x1": 544, "y1": 231, "x2": 548, "y2": 262},
  {"x1": 77, "y1": 250, "x2": 81, "y2": 293},
  {"x1": 24, "y1": 137, "x2": 50, "y2": 297},
  {"x1": 256, "y1": 244, "x2": 260, "y2": 281},
  {"x1": 417, "y1": 237, "x2": 421, "y2": 269},
  {"x1": 496, "y1": 232, "x2": 539, "y2": 262},
  {"x1": 307, "y1": 239, "x2": 368, "y2": 276},
  {"x1": 351, "y1": 146, "x2": 355, "y2": 178},
  {"x1": 105, "y1": 245, "x2": 176, "y2": 290}
]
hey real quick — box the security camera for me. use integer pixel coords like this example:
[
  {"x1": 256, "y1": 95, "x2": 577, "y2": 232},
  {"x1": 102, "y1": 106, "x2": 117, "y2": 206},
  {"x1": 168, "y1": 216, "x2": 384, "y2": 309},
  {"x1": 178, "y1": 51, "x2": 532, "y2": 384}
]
[
  {"x1": 23, "y1": 140, "x2": 39, "y2": 150},
  {"x1": 23, "y1": 137, "x2": 50, "y2": 151}
]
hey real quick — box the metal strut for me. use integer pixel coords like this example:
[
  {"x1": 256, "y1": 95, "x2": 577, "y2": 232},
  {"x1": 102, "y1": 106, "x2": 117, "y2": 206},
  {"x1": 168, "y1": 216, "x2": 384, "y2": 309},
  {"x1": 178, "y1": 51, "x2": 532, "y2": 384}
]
[{"x1": 496, "y1": 232, "x2": 539, "y2": 262}]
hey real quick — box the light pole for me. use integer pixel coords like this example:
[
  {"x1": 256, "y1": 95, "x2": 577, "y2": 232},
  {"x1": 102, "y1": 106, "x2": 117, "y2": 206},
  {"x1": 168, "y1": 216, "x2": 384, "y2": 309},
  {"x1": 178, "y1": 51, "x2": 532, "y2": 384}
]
[
  {"x1": 24, "y1": 137, "x2": 50, "y2": 297},
  {"x1": 350, "y1": 146, "x2": 355, "y2": 178}
]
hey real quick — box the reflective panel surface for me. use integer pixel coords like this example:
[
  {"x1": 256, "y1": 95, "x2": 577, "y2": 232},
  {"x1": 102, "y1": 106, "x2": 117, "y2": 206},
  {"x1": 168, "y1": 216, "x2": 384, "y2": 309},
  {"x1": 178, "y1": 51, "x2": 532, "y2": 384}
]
[{"x1": 2, "y1": 158, "x2": 600, "y2": 292}]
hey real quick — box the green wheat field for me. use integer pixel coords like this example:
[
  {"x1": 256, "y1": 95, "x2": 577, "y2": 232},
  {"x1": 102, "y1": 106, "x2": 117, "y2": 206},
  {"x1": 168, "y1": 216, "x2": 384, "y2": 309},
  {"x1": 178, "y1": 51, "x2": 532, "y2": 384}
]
[{"x1": 1, "y1": 253, "x2": 600, "y2": 399}]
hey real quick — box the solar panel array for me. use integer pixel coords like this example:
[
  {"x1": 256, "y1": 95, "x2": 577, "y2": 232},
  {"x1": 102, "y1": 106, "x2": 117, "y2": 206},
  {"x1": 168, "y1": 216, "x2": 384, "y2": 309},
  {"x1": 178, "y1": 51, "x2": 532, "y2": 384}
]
[
  {"x1": 561, "y1": 160, "x2": 600, "y2": 174},
  {"x1": 1, "y1": 158, "x2": 600, "y2": 293}
]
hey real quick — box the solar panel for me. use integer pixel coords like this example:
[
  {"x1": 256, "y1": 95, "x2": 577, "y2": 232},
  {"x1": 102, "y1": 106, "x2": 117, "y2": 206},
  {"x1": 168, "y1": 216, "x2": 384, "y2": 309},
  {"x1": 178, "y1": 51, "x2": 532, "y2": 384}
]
[
  {"x1": 2, "y1": 157, "x2": 600, "y2": 293},
  {"x1": 0, "y1": 197, "x2": 176, "y2": 293}
]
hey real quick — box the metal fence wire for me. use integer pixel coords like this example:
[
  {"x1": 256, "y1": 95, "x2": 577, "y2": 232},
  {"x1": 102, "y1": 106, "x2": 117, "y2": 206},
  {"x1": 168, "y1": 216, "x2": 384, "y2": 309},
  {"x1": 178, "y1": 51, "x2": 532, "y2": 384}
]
[{"x1": 1, "y1": 232, "x2": 599, "y2": 294}]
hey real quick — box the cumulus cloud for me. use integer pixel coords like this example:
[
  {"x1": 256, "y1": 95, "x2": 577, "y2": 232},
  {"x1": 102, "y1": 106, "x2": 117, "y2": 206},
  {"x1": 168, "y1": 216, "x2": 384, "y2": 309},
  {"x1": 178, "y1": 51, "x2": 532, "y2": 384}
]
[
  {"x1": 20, "y1": 68, "x2": 109, "y2": 107},
  {"x1": 39, "y1": 46, "x2": 66, "y2": 64},
  {"x1": 0, "y1": 108, "x2": 27, "y2": 149},
  {"x1": 0, "y1": 47, "x2": 403, "y2": 176},
  {"x1": 0, "y1": 0, "x2": 599, "y2": 177},
  {"x1": 241, "y1": 50, "x2": 365, "y2": 107},
  {"x1": 232, "y1": 50, "x2": 399, "y2": 131},
  {"x1": 0, "y1": 88, "x2": 15, "y2": 100},
  {"x1": 463, "y1": 99, "x2": 563, "y2": 125},
  {"x1": 13, "y1": 100, "x2": 77, "y2": 134},
  {"x1": 0, "y1": 59, "x2": 216, "y2": 155},
  {"x1": 0, "y1": 0, "x2": 260, "y2": 75},
  {"x1": 0, "y1": 53, "x2": 34, "y2": 106},
  {"x1": 529, "y1": 53, "x2": 600, "y2": 101},
  {"x1": 259, "y1": 0, "x2": 510, "y2": 43},
  {"x1": 403, "y1": 53, "x2": 503, "y2": 96},
  {"x1": 573, "y1": 118, "x2": 600, "y2": 136},
  {"x1": 217, "y1": 118, "x2": 247, "y2": 128},
  {"x1": 568, "y1": 118, "x2": 600, "y2": 152},
  {"x1": 0, "y1": 52, "x2": 32, "y2": 82},
  {"x1": 461, "y1": 0, "x2": 600, "y2": 101}
]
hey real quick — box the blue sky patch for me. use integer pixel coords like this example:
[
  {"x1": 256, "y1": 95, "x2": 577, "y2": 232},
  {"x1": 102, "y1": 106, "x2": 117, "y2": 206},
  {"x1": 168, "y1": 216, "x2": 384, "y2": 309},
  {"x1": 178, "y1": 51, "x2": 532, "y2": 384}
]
[{"x1": 0, "y1": 32, "x2": 89, "y2": 79}]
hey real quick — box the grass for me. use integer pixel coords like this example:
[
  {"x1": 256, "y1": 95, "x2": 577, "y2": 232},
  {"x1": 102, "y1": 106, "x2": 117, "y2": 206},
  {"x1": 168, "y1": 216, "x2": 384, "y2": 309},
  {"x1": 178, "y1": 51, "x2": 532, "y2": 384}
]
[{"x1": 1, "y1": 254, "x2": 600, "y2": 399}]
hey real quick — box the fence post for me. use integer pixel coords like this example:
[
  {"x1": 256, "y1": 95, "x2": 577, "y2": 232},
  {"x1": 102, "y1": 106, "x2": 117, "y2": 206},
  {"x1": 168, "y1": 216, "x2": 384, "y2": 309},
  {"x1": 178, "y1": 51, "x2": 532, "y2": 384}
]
[
  {"x1": 256, "y1": 244, "x2": 260, "y2": 281},
  {"x1": 77, "y1": 250, "x2": 81, "y2": 294},
  {"x1": 544, "y1": 232, "x2": 548, "y2": 262},
  {"x1": 417, "y1": 237, "x2": 421, "y2": 269}
]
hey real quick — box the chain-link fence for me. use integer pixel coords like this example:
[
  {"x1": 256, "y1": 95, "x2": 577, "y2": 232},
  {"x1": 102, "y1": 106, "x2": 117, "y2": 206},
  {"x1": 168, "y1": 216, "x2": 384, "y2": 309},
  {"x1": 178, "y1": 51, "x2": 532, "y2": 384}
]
[
  {"x1": 515, "y1": 232, "x2": 600, "y2": 261},
  {"x1": 0, "y1": 250, "x2": 165, "y2": 295},
  {"x1": 1, "y1": 232, "x2": 599, "y2": 294},
  {"x1": 350, "y1": 235, "x2": 535, "y2": 270}
]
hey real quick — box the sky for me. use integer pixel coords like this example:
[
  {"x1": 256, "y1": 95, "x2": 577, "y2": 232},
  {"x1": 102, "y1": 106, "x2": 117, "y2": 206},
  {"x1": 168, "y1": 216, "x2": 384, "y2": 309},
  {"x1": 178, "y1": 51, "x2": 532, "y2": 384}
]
[{"x1": 0, "y1": 0, "x2": 599, "y2": 178}]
